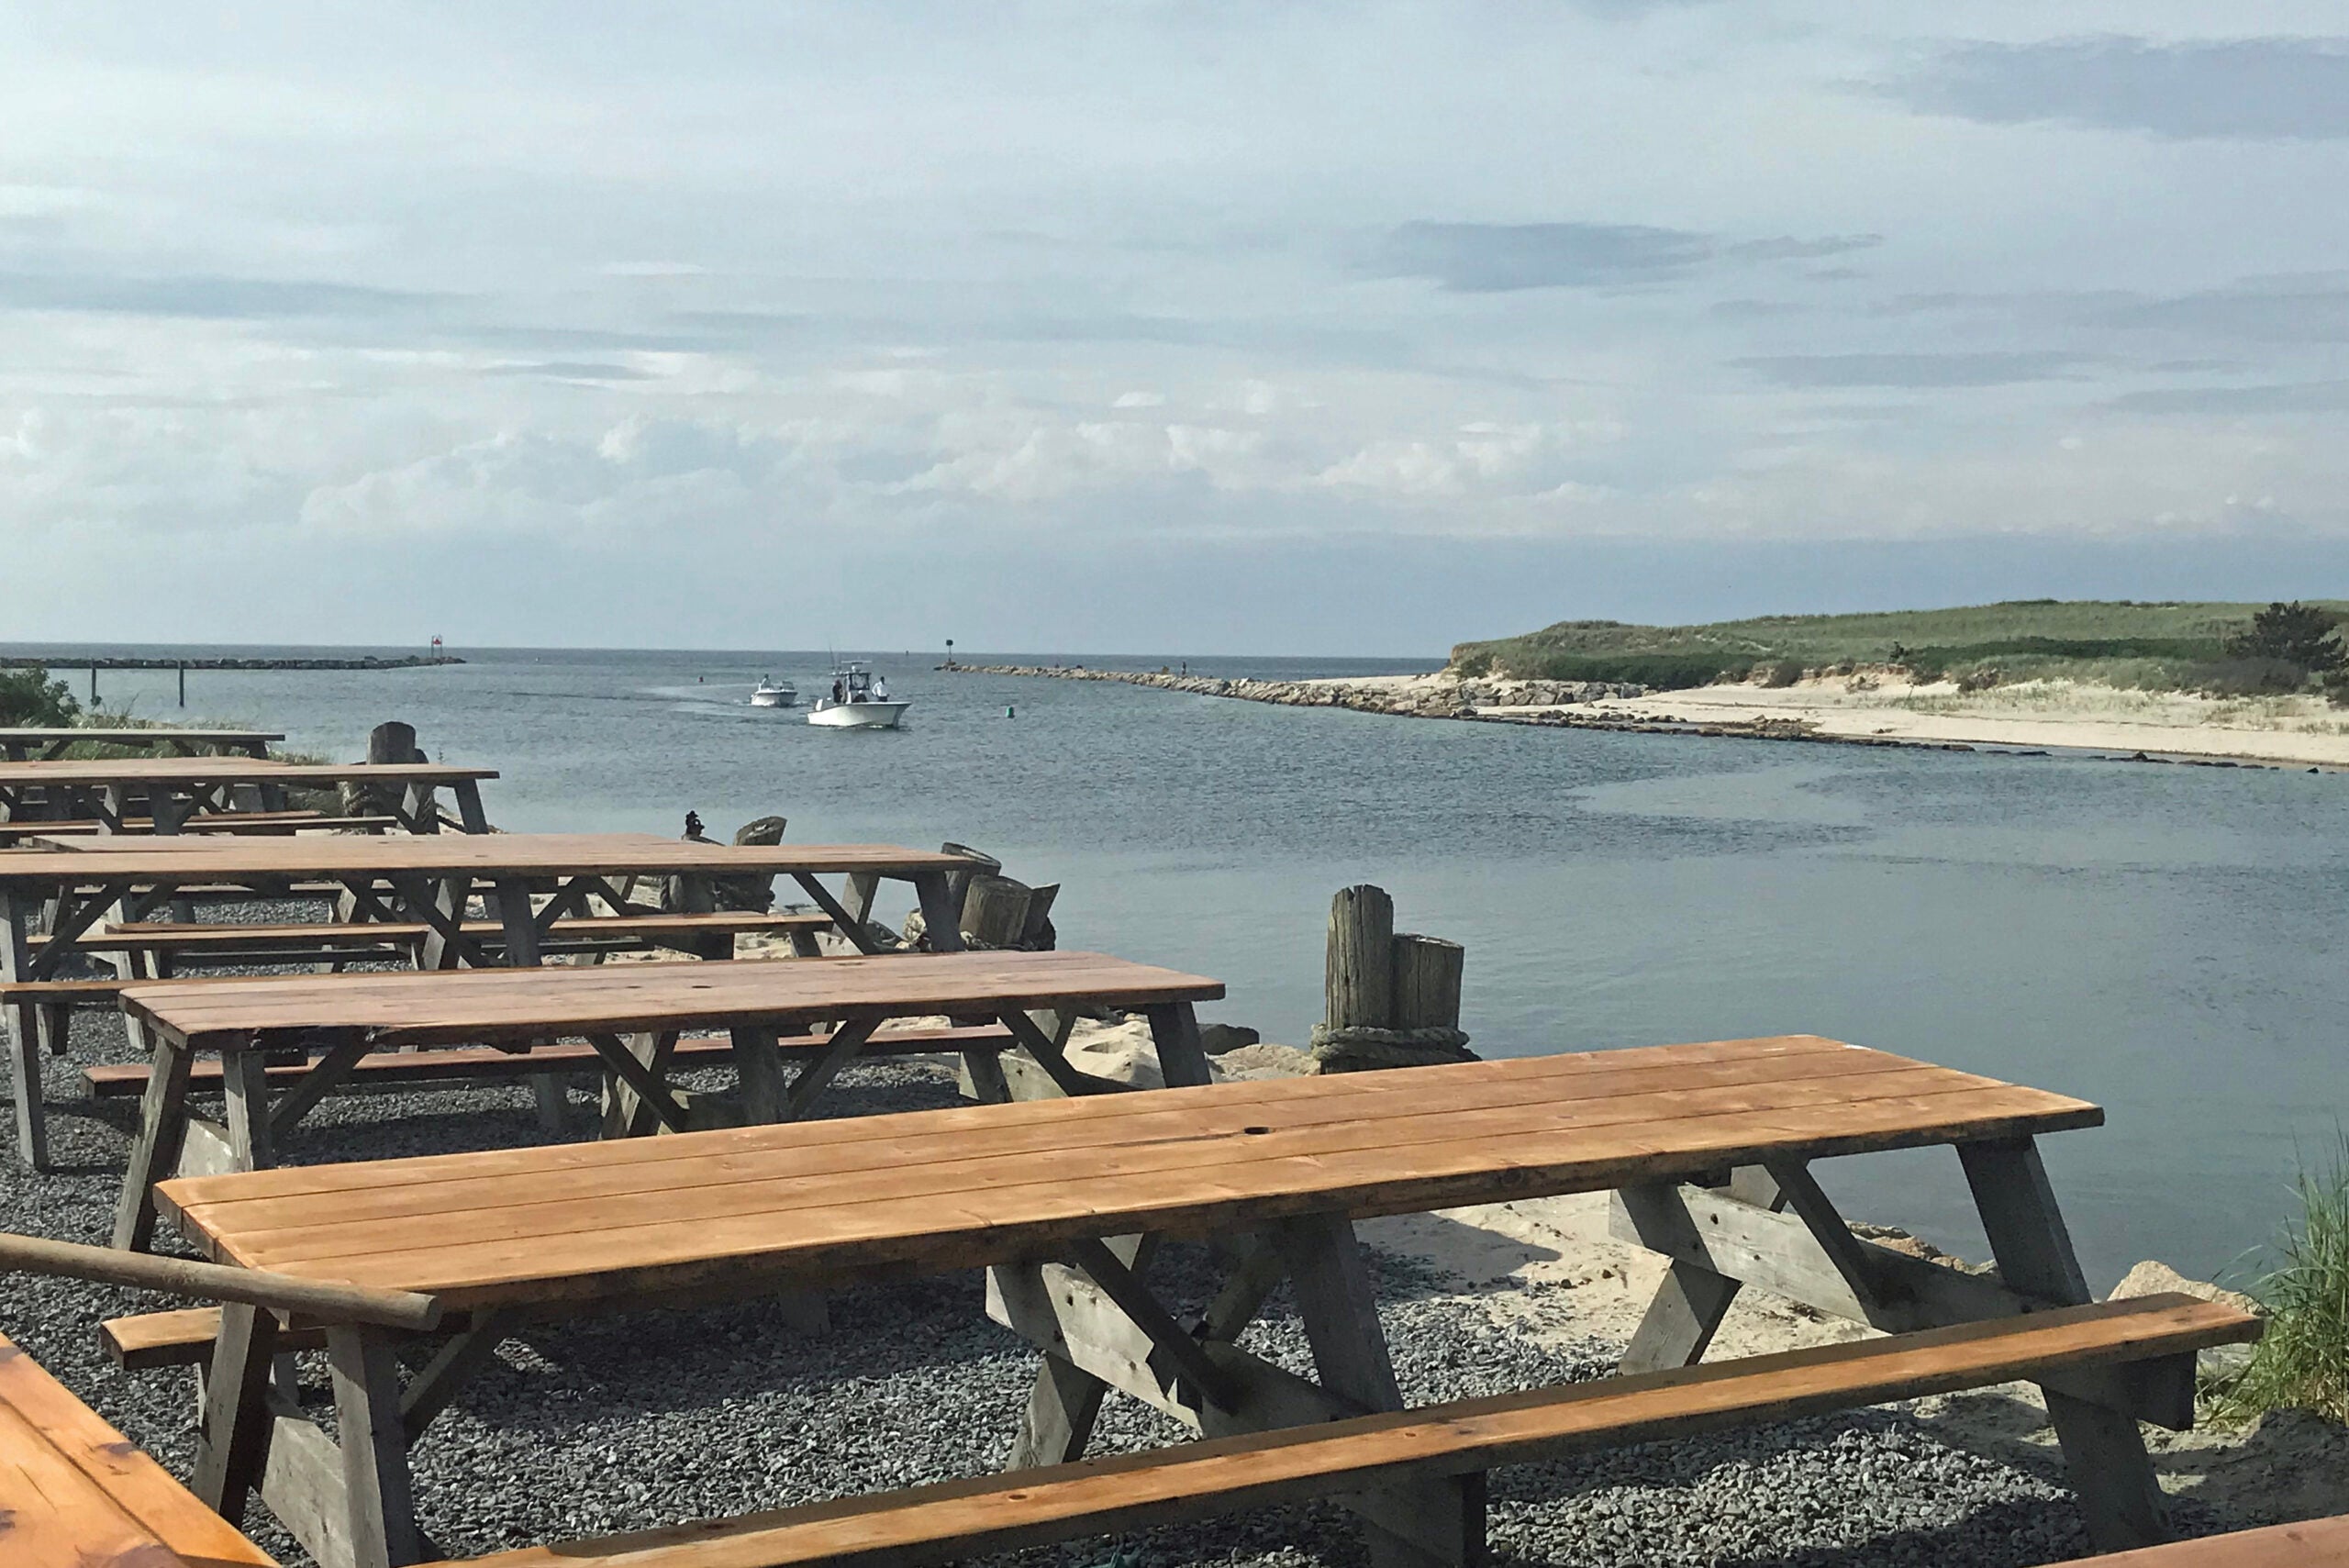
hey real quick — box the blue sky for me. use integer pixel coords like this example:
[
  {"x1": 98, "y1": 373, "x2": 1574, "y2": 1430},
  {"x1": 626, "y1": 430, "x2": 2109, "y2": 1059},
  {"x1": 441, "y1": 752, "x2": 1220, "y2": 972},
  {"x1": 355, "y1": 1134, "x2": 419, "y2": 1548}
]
[{"x1": 5, "y1": 4, "x2": 2348, "y2": 654}]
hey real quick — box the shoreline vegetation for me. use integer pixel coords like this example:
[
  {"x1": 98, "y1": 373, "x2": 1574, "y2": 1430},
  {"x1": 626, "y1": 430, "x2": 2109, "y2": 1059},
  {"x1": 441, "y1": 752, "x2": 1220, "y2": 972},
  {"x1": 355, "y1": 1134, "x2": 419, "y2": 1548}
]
[{"x1": 952, "y1": 600, "x2": 2349, "y2": 768}]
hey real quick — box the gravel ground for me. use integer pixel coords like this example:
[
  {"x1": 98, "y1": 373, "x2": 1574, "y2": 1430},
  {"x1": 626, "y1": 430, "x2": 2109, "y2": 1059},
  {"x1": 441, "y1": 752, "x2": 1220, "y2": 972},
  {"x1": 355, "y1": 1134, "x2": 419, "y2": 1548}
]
[{"x1": 0, "y1": 944, "x2": 2241, "y2": 1567}]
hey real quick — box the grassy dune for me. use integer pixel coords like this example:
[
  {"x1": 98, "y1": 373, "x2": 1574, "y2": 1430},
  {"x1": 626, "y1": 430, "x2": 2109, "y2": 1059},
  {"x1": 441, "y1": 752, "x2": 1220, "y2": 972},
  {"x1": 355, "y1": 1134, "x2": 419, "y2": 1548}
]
[{"x1": 1450, "y1": 599, "x2": 2349, "y2": 692}]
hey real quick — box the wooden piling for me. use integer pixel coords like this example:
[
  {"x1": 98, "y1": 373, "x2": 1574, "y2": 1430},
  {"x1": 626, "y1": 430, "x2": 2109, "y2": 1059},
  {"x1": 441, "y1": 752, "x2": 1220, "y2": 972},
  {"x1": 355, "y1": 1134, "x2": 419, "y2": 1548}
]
[
  {"x1": 1391, "y1": 934, "x2": 1464, "y2": 1033},
  {"x1": 1325, "y1": 884, "x2": 1396, "y2": 1031},
  {"x1": 961, "y1": 873, "x2": 1035, "y2": 950}
]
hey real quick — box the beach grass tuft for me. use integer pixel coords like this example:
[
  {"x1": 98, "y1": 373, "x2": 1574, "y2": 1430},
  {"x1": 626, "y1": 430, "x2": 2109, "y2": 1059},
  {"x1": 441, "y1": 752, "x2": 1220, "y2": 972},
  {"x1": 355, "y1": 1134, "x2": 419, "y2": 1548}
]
[{"x1": 2216, "y1": 1135, "x2": 2349, "y2": 1426}]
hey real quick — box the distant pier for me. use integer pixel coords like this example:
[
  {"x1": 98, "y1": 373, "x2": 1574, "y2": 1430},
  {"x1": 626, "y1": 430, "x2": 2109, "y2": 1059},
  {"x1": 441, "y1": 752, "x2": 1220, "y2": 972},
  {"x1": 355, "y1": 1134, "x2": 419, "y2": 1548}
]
[{"x1": 0, "y1": 654, "x2": 463, "y2": 671}]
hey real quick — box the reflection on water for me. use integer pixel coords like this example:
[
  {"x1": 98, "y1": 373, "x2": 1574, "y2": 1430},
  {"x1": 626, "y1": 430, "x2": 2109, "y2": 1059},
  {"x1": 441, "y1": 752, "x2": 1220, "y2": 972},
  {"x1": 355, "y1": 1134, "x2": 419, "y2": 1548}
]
[{"x1": 9, "y1": 644, "x2": 2343, "y2": 1287}]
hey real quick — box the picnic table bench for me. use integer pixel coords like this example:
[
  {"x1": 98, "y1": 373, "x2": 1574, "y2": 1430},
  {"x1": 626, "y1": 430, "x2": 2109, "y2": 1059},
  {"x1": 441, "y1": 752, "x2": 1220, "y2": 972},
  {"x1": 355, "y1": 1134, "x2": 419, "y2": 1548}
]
[
  {"x1": 0, "y1": 726, "x2": 279, "y2": 762},
  {"x1": 2, "y1": 834, "x2": 976, "y2": 1173},
  {"x1": 108, "y1": 948, "x2": 1222, "y2": 1250},
  {"x1": 0, "y1": 757, "x2": 495, "y2": 837},
  {"x1": 131, "y1": 1037, "x2": 2256, "y2": 1567}
]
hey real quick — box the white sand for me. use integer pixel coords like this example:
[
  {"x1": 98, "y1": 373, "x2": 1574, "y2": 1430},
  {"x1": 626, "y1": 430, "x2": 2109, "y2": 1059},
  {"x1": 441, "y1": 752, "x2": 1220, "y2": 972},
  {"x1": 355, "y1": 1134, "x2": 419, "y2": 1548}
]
[{"x1": 1316, "y1": 671, "x2": 2349, "y2": 766}]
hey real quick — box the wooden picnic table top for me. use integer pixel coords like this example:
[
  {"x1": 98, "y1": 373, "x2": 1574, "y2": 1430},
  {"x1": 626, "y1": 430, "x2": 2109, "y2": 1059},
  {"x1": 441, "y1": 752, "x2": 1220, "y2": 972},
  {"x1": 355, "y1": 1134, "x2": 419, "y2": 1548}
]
[
  {"x1": 0, "y1": 758, "x2": 493, "y2": 784},
  {"x1": 123, "y1": 948, "x2": 1223, "y2": 1049},
  {"x1": 0, "y1": 831, "x2": 964, "y2": 885},
  {"x1": 157, "y1": 1036, "x2": 2099, "y2": 1311}
]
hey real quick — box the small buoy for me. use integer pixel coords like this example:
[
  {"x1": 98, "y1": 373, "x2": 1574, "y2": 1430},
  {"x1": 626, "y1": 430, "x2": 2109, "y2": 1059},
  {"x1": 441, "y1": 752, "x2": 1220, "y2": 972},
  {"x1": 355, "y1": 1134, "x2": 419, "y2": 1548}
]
[{"x1": 1006, "y1": 706, "x2": 1017, "y2": 718}]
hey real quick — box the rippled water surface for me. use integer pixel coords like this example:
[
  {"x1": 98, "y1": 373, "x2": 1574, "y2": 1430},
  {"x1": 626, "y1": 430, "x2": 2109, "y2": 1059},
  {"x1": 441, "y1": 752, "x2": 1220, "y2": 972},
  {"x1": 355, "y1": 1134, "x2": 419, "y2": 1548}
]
[{"x1": 16, "y1": 643, "x2": 2345, "y2": 1287}]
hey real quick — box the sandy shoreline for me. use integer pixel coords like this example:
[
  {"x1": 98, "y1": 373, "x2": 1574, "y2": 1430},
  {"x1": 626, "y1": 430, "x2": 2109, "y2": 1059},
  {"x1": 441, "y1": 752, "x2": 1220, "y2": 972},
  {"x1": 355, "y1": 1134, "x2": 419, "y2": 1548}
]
[{"x1": 1316, "y1": 670, "x2": 2349, "y2": 768}]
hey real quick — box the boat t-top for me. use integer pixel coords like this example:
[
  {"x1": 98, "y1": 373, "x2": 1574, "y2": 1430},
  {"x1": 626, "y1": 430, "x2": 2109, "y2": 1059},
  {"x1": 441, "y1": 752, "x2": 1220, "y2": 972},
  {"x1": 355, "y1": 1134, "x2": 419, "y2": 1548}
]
[
  {"x1": 750, "y1": 675, "x2": 796, "y2": 708},
  {"x1": 808, "y1": 662, "x2": 910, "y2": 729}
]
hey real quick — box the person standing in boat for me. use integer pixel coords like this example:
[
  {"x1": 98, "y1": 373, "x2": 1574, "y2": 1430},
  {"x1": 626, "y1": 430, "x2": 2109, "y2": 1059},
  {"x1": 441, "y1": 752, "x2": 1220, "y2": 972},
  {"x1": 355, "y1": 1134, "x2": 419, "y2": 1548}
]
[{"x1": 831, "y1": 677, "x2": 845, "y2": 704}]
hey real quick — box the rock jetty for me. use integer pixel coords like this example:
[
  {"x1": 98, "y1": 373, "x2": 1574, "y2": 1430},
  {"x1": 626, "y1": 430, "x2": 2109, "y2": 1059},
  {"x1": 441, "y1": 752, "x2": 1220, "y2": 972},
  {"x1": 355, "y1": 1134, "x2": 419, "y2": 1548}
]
[
  {"x1": 948, "y1": 662, "x2": 1635, "y2": 716},
  {"x1": 944, "y1": 662, "x2": 1868, "y2": 744}
]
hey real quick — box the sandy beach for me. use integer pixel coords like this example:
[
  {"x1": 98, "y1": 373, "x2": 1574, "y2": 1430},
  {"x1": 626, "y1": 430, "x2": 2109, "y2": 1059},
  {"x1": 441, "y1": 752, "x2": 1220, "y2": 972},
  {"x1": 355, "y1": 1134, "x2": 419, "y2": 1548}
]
[{"x1": 1315, "y1": 671, "x2": 2349, "y2": 768}]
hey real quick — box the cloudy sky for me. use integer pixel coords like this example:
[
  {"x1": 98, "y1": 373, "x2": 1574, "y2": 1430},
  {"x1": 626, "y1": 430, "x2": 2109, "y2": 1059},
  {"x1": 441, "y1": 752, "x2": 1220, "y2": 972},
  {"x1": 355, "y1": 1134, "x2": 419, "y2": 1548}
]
[{"x1": 6, "y1": 4, "x2": 2349, "y2": 654}]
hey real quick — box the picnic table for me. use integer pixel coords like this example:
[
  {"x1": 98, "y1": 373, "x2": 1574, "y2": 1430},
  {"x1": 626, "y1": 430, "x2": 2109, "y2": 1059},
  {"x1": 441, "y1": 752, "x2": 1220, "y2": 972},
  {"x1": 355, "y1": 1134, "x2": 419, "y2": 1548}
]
[
  {"x1": 0, "y1": 726, "x2": 281, "y2": 762},
  {"x1": 1, "y1": 834, "x2": 975, "y2": 1175},
  {"x1": 0, "y1": 756, "x2": 495, "y2": 837},
  {"x1": 145, "y1": 1036, "x2": 2227, "y2": 1568},
  {"x1": 108, "y1": 947, "x2": 1221, "y2": 1247}
]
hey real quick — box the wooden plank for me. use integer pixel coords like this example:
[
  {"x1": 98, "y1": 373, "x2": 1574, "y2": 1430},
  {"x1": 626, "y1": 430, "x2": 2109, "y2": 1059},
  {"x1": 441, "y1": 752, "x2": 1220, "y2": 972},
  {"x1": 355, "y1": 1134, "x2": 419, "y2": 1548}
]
[
  {"x1": 423, "y1": 1297, "x2": 2255, "y2": 1568},
  {"x1": 124, "y1": 950, "x2": 1224, "y2": 1050},
  {"x1": 146, "y1": 1058, "x2": 2032, "y2": 1250},
  {"x1": 166, "y1": 1063, "x2": 2022, "y2": 1256},
  {"x1": 0, "y1": 834, "x2": 975, "y2": 886},
  {"x1": 100, "y1": 1307, "x2": 324, "y2": 1371},
  {"x1": 51, "y1": 911, "x2": 831, "y2": 954},
  {"x1": 0, "y1": 1332, "x2": 277, "y2": 1566},
  {"x1": 83, "y1": 1025, "x2": 1017, "y2": 1097},
  {"x1": 181, "y1": 1083, "x2": 2101, "y2": 1308},
  {"x1": 168, "y1": 1065, "x2": 2089, "y2": 1275},
  {"x1": 2060, "y1": 1516, "x2": 2349, "y2": 1567}
]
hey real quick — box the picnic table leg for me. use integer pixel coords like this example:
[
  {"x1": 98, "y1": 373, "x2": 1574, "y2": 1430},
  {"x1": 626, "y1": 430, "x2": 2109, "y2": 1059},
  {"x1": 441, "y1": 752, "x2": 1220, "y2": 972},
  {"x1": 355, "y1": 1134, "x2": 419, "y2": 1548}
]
[
  {"x1": 0, "y1": 885, "x2": 48, "y2": 1170},
  {"x1": 113, "y1": 1035, "x2": 195, "y2": 1250},
  {"x1": 731, "y1": 1024, "x2": 785, "y2": 1122},
  {"x1": 1613, "y1": 1167, "x2": 1785, "y2": 1373},
  {"x1": 451, "y1": 779, "x2": 490, "y2": 834},
  {"x1": 193, "y1": 1301, "x2": 281, "y2": 1526},
  {"x1": 912, "y1": 869, "x2": 963, "y2": 952},
  {"x1": 1959, "y1": 1136, "x2": 2171, "y2": 1551},
  {"x1": 599, "y1": 1031, "x2": 685, "y2": 1138},
  {"x1": 489, "y1": 875, "x2": 568, "y2": 1132},
  {"x1": 1272, "y1": 1212, "x2": 1484, "y2": 1567},
  {"x1": 327, "y1": 1323, "x2": 426, "y2": 1568},
  {"x1": 221, "y1": 1051, "x2": 276, "y2": 1171},
  {"x1": 399, "y1": 781, "x2": 441, "y2": 836},
  {"x1": 999, "y1": 1234, "x2": 1154, "y2": 1470},
  {"x1": 1143, "y1": 999, "x2": 1213, "y2": 1088}
]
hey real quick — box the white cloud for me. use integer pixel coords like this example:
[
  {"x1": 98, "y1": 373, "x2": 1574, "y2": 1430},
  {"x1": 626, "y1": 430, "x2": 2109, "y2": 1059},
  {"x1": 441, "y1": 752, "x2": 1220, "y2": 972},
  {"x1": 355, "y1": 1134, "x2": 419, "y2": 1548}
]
[{"x1": 4, "y1": 3, "x2": 2349, "y2": 648}]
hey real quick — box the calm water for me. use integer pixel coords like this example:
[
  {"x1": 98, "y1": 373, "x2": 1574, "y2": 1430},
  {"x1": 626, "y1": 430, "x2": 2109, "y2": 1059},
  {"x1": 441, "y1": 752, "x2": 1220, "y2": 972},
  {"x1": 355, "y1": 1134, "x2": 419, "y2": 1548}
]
[{"x1": 12, "y1": 643, "x2": 2345, "y2": 1289}]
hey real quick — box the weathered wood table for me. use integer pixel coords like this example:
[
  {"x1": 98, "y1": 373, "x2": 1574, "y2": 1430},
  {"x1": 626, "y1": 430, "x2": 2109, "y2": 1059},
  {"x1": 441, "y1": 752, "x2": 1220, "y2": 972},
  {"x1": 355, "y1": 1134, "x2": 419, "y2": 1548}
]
[
  {"x1": 0, "y1": 757, "x2": 495, "y2": 836},
  {"x1": 152, "y1": 1036, "x2": 2185, "y2": 1568},
  {"x1": 0, "y1": 726, "x2": 281, "y2": 762},
  {"x1": 1, "y1": 834, "x2": 974, "y2": 1175},
  {"x1": 111, "y1": 948, "x2": 1221, "y2": 1245}
]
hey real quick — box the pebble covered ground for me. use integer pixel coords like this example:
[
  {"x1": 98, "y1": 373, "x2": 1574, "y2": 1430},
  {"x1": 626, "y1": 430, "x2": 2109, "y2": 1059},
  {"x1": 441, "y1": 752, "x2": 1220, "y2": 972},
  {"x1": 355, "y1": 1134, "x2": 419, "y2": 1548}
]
[{"x1": 0, "y1": 965, "x2": 2243, "y2": 1568}]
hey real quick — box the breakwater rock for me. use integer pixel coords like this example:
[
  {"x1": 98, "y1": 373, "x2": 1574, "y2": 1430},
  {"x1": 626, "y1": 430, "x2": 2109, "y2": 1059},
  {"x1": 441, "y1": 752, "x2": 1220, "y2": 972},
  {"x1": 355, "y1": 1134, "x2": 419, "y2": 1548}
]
[
  {"x1": 0, "y1": 654, "x2": 464, "y2": 672},
  {"x1": 942, "y1": 662, "x2": 1983, "y2": 750}
]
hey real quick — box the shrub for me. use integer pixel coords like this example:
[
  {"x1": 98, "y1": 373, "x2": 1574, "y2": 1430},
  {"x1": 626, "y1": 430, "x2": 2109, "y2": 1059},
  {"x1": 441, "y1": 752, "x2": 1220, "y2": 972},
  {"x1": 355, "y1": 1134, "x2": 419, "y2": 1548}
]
[
  {"x1": 2217, "y1": 1137, "x2": 2349, "y2": 1426},
  {"x1": 2324, "y1": 670, "x2": 2349, "y2": 708},
  {"x1": 2225, "y1": 601, "x2": 2345, "y2": 672},
  {"x1": 2186, "y1": 657, "x2": 2310, "y2": 697},
  {"x1": 1756, "y1": 658, "x2": 1804, "y2": 688},
  {"x1": 1506, "y1": 651, "x2": 1751, "y2": 689},
  {"x1": 0, "y1": 666, "x2": 80, "y2": 727}
]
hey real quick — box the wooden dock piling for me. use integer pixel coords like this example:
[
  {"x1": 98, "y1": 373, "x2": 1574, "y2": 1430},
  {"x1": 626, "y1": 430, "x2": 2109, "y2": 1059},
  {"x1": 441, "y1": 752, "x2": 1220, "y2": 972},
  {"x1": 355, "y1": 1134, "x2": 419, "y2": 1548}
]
[{"x1": 1311, "y1": 884, "x2": 1475, "y2": 1073}]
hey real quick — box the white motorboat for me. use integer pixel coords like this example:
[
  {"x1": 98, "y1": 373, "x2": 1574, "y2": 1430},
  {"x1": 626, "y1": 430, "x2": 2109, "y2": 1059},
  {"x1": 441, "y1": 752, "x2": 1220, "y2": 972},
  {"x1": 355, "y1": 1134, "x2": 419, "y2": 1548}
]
[
  {"x1": 807, "y1": 662, "x2": 910, "y2": 728},
  {"x1": 750, "y1": 676, "x2": 796, "y2": 708}
]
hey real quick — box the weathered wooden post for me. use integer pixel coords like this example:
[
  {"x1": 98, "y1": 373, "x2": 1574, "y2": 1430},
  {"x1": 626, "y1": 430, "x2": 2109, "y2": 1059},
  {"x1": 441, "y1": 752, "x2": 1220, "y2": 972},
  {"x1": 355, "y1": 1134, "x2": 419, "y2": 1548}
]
[
  {"x1": 1310, "y1": 884, "x2": 1475, "y2": 1073},
  {"x1": 961, "y1": 873, "x2": 1035, "y2": 951},
  {"x1": 1324, "y1": 884, "x2": 1395, "y2": 1041}
]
